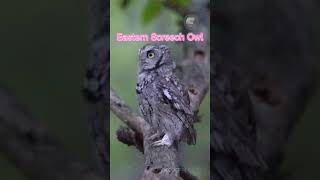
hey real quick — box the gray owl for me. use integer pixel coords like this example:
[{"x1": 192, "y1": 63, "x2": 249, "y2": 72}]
[{"x1": 136, "y1": 44, "x2": 196, "y2": 147}]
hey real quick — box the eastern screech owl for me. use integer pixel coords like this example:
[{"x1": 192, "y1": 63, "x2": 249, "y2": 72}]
[{"x1": 136, "y1": 44, "x2": 196, "y2": 147}]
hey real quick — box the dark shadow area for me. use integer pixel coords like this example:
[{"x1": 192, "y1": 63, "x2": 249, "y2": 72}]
[{"x1": 212, "y1": 0, "x2": 320, "y2": 179}]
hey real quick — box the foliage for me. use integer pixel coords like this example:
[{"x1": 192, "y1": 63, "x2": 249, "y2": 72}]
[{"x1": 141, "y1": 0, "x2": 162, "y2": 25}]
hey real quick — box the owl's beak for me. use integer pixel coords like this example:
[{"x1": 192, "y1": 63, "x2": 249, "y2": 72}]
[{"x1": 138, "y1": 48, "x2": 141, "y2": 56}]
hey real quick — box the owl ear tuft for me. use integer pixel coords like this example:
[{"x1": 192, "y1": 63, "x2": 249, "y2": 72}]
[{"x1": 159, "y1": 45, "x2": 169, "y2": 51}]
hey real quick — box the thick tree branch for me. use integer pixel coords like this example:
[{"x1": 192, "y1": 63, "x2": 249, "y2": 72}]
[
  {"x1": 82, "y1": 0, "x2": 109, "y2": 177},
  {"x1": 176, "y1": 1, "x2": 210, "y2": 113},
  {"x1": 116, "y1": 126, "x2": 144, "y2": 152},
  {"x1": 110, "y1": 88, "x2": 148, "y2": 135},
  {"x1": 0, "y1": 87, "x2": 104, "y2": 180},
  {"x1": 110, "y1": 88, "x2": 200, "y2": 180},
  {"x1": 83, "y1": 35, "x2": 110, "y2": 177},
  {"x1": 212, "y1": 0, "x2": 315, "y2": 179},
  {"x1": 180, "y1": 168, "x2": 198, "y2": 180}
]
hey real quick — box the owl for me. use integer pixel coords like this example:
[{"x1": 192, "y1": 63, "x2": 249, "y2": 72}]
[{"x1": 136, "y1": 44, "x2": 196, "y2": 147}]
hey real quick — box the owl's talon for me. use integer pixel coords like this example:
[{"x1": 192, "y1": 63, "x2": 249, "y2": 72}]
[
  {"x1": 151, "y1": 134, "x2": 173, "y2": 147},
  {"x1": 148, "y1": 132, "x2": 163, "y2": 141}
]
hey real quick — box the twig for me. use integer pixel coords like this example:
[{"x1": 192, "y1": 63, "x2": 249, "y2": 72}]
[{"x1": 0, "y1": 87, "x2": 104, "y2": 180}]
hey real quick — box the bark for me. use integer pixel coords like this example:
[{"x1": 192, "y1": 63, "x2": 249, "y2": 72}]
[
  {"x1": 0, "y1": 1, "x2": 109, "y2": 179},
  {"x1": 212, "y1": 0, "x2": 316, "y2": 179},
  {"x1": 82, "y1": 0, "x2": 109, "y2": 178},
  {"x1": 0, "y1": 87, "x2": 104, "y2": 180}
]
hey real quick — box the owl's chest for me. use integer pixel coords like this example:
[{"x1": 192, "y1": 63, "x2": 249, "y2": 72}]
[
  {"x1": 137, "y1": 72, "x2": 153, "y2": 90},
  {"x1": 137, "y1": 74, "x2": 165, "y2": 101},
  {"x1": 137, "y1": 79, "x2": 159, "y2": 98}
]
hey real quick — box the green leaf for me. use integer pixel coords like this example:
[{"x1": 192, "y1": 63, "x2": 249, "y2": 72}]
[
  {"x1": 120, "y1": 0, "x2": 132, "y2": 9},
  {"x1": 175, "y1": 0, "x2": 192, "y2": 6},
  {"x1": 141, "y1": 0, "x2": 162, "y2": 25}
]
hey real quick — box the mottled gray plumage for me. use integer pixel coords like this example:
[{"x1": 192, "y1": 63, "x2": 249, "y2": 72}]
[{"x1": 136, "y1": 44, "x2": 196, "y2": 146}]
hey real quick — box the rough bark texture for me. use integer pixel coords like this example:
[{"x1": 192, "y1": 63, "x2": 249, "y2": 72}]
[
  {"x1": 0, "y1": 87, "x2": 104, "y2": 180},
  {"x1": 82, "y1": 0, "x2": 109, "y2": 178},
  {"x1": 212, "y1": 0, "x2": 316, "y2": 179},
  {"x1": 142, "y1": 136, "x2": 180, "y2": 180},
  {"x1": 0, "y1": 0, "x2": 109, "y2": 180}
]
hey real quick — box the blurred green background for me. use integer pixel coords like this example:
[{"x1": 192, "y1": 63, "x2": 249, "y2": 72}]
[{"x1": 110, "y1": 0, "x2": 210, "y2": 179}]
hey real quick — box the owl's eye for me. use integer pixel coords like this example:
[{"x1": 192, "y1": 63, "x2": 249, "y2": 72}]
[{"x1": 147, "y1": 51, "x2": 155, "y2": 59}]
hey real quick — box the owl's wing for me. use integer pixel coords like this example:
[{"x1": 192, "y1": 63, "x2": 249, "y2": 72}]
[
  {"x1": 158, "y1": 76, "x2": 196, "y2": 144},
  {"x1": 160, "y1": 76, "x2": 193, "y2": 115}
]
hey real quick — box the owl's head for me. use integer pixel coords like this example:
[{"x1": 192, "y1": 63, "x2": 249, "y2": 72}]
[{"x1": 138, "y1": 44, "x2": 173, "y2": 71}]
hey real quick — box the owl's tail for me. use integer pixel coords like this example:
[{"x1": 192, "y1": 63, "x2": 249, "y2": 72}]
[{"x1": 186, "y1": 125, "x2": 197, "y2": 145}]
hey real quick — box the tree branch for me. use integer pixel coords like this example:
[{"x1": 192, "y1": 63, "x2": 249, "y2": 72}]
[
  {"x1": 110, "y1": 88, "x2": 200, "y2": 180},
  {"x1": 212, "y1": 0, "x2": 315, "y2": 179},
  {"x1": 116, "y1": 126, "x2": 144, "y2": 152},
  {"x1": 83, "y1": 35, "x2": 110, "y2": 178},
  {"x1": 176, "y1": 1, "x2": 210, "y2": 113},
  {"x1": 180, "y1": 168, "x2": 198, "y2": 180},
  {"x1": 110, "y1": 88, "x2": 148, "y2": 135},
  {"x1": 82, "y1": 0, "x2": 109, "y2": 177},
  {"x1": 0, "y1": 87, "x2": 104, "y2": 180}
]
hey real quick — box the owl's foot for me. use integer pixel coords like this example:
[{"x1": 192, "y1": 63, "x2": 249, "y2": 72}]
[
  {"x1": 148, "y1": 131, "x2": 164, "y2": 141},
  {"x1": 151, "y1": 134, "x2": 173, "y2": 147}
]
